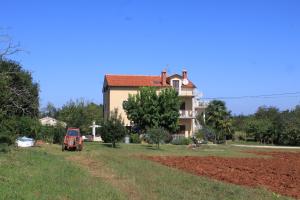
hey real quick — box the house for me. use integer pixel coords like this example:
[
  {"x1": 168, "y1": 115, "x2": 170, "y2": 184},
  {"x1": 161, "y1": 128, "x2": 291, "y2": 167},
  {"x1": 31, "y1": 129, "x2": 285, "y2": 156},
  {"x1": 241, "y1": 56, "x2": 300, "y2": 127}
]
[
  {"x1": 102, "y1": 70, "x2": 206, "y2": 138},
  {"x1": 39, "y1": 116, "x2": 67, "y2": 128}
]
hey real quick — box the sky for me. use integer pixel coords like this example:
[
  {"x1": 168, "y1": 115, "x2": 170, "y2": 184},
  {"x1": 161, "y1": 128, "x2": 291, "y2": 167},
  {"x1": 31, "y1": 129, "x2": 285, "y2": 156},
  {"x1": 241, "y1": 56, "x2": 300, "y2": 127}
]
[{"x1": 1, "y1": 0, "x2": 300, "y2": 114}]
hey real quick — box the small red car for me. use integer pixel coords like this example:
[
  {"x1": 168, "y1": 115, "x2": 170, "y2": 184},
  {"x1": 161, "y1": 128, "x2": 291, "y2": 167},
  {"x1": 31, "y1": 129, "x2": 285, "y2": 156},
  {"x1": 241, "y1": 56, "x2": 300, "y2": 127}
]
[{"x1": 62, "y1": 128, "x2": 83, "y2": 151}]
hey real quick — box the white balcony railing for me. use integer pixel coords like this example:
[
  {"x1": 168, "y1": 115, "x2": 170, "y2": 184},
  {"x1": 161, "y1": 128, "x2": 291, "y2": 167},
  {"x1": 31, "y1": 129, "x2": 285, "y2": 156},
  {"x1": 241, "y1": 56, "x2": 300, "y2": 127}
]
[
  {"x1": 178, "y1": 88, "x2": 195, "y2": 96},
  {"x1": 179, "y1": 110, "x2": 196, "y2": 118},
  {"x1": 195, "y1": 101, "x2": 209, "y2": 108}
]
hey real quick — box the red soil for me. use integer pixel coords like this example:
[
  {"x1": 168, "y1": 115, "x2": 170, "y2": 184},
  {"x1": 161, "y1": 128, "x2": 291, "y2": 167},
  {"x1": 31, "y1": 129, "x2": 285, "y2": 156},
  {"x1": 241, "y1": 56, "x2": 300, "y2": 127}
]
[{"x1": 146, "y1": 151, "x2": 300, "y2": 199}]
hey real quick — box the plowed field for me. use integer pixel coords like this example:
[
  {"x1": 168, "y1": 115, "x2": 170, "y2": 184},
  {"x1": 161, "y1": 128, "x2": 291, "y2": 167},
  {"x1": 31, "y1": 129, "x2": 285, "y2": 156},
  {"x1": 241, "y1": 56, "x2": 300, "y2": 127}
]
[{"x1": 146, "y1": 151, "x2": 300, "y2": 199}]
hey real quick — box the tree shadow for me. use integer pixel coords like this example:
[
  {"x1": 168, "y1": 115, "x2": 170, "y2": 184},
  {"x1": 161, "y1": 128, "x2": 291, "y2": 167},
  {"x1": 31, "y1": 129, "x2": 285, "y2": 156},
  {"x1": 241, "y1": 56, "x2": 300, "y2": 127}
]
[
  {"x1": 144, "y1": 144, "x2": 165, "y2": 151},
  {"x1": 100, "y1": 143, "x2": 121, "y2": 149}
]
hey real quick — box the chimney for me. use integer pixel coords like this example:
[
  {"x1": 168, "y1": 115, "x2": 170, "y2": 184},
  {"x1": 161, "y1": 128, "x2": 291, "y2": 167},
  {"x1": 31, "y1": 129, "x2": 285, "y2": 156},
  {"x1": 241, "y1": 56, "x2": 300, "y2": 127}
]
[
  {"x1": 182, "y1": 69, "x2": 187, "y2": 79},
  {"x1": 161, "y1": 70, "x2": 167, "y2": 86}
]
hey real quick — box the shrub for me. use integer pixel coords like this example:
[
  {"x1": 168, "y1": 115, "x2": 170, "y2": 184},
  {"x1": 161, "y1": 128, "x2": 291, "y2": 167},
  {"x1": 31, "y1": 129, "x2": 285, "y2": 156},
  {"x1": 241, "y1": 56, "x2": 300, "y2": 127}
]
[
  {"x1": 234, "y1": 131, "x2": 247, "y2": 141},
  {"x1": 195, "y1": 130, "x2": 204, "y2": 140},
  {"x1": 130, "y1": 133, "x2": 141, "y2": 144},
  {"x1": 171, "y1": 137, "x2": 191, "y2": 145},
  {"x1": 100, "y1": 109, "x2": 127, "y2": 148},
  {"x1": 164, "y1": 132, "x2": 173, "y2": 143},
  {"x1": 147, "y1": 127, "x2": 167, "y2": 149}
]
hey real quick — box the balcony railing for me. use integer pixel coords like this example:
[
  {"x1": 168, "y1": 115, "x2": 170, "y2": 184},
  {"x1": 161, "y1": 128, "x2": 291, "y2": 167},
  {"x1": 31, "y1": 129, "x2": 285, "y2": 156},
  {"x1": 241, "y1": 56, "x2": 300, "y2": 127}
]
[
  {"x1": 179, "y1": 110, "x2": 196, "y2": 118},
  {"x1": 178, "y1": 88, "x2": 195, "y2": 96},
  {"x1": 195, "y1": 101, "x2": 209, "y2": 108}
]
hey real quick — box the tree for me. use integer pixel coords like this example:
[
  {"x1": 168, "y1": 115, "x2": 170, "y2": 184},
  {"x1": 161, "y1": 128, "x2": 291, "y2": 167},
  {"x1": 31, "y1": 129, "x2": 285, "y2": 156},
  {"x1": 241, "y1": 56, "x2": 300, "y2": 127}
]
[
  {"x1": 0, "y1": 59, "x2": 40, "y2": 148},
  {"x1": 40, "y1": 102, "x2": 58, "y2": 118},
  {"x1": 100, "y1": 109, "x2": 127, "y2": 148},
  {"x1": 147, "y1": 127, "x2": 167, "y2": 149},
  {"x1": 0, "y1": 60, "x2": 39, "y2": 118},
  {"x1": 57, "y1": 99, "x2": 103, "y2": 134},
  {"x1": 0, "y1": 33, "x2": 22, "y2": 61},
  {"x1": 201, "y1": 100, "x2": 233, "y2": 143},
  {"x1": 123, "y1": 87, "x2": 180, "y2": 133}
]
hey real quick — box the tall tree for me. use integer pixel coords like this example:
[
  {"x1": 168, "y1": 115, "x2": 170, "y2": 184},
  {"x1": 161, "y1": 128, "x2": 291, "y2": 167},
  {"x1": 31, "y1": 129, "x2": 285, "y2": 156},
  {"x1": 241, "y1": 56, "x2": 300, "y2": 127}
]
[
  {"x1": 203, "y1": 100, "x2": 233, "y2": 143},
  {"x1": 0, "y1": 59, "x2": 39, "y2": 118},
  {"x1": 123, "y1": 87, "x2": 180, "y2": 133}
]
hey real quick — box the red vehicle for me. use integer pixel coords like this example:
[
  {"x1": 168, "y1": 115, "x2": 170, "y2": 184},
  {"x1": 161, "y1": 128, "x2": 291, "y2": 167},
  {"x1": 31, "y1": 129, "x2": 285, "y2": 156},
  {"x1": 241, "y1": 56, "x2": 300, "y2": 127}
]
[{"x1": 62, "y1": 128, "x2": 83, "y2": 151}]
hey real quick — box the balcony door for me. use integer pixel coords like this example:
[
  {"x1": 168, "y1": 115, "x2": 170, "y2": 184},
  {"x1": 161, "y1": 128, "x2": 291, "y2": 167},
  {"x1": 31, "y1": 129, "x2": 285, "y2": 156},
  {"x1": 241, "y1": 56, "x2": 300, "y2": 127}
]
[{"x1": 172, "y1": 80, "x2": 179, "y2": 93}]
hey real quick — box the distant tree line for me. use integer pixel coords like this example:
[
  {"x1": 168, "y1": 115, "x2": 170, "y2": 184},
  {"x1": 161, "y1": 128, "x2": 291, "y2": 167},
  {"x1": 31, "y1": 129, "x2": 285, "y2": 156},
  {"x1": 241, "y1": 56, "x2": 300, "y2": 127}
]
[{"x1": 232, "y1": 105, "x2": 300, "y2": 146}]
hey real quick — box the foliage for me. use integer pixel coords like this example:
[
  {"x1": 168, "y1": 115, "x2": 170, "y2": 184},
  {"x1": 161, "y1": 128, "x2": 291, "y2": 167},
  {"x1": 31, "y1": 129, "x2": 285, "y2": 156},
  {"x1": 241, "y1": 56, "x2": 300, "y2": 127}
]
[
  {"x1": 233, "y1": 131, "x2": 247, "y2": 141},
  {"x1": 0, "y1": 59, "x2": 40, "y2": 149},
  {"x1": 232, "y1": 105, "x2": 300, "y2": 146},
  {"x1": 40, "y1": 102, "x2": 58, "y2": 118},
  {"x1": 0, "y1": 116, "x2": 40, "y2": 145},
  {"x1": 100, "y1": 109, "x2": 127, "y2": 148},
  {"x1": 37, "y1": 125, "x2": 66, "y2": 144},
  {"x1": 199, "y1": 100, "x2": 233, "y2": 143},
  {"x1": 164, "y1": 132, "x2": 173, "y2": 143},
  {"x1": 130, "y1": 133, "x2": 141, "y2": 144},
  {"x1": 195, "y1": 130, "x2": 205, "y2": 140},
  {"x1": 123, "y1": 87, "x2": 180, "y2": 134},
  {"x1": 56, "y1": 99, "x2": 103, "y2": 134},
  {"x1": 147, "y1": 127, "x2": 167, "y2": 149},
  {"x1": 171, "y1": 137, "x2": 191, "y2": 145},
  {"x1": 0, "y1": 59, "x2": 39, "y2": 118}
]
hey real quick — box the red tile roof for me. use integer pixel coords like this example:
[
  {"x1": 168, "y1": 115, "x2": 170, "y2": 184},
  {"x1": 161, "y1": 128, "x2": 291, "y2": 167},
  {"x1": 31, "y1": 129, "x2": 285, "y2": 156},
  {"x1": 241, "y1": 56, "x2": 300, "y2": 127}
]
[{"x1": 104, "y1": 74, "x2": 196, "y2": 88}]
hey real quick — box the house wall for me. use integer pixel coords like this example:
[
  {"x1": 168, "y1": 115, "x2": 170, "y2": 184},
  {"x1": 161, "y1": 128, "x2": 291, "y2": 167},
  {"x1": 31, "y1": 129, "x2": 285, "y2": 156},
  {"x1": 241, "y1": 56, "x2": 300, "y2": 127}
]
[{"x1": 108, "y1": 87, "x2": 138, "y2": 126}]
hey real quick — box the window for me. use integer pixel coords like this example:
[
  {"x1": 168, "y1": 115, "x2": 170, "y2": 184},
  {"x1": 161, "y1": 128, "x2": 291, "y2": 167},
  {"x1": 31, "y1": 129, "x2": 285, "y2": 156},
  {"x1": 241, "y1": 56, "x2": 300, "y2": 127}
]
[{"x1": 172, "y1": 80, "x2": 180, "y2": 92}]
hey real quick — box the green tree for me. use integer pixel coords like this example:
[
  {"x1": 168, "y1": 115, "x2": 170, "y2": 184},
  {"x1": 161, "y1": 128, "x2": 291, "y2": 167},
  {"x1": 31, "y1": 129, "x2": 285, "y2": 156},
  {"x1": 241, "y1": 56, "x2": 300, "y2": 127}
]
[
  {"x1": 0, "y1": 59, "x2": 39, "y2": 148},
  {"x1": 41, "y1": 102, "x2": 58, "y2": 118},
  {"x1": 0, "y1": 59, "x2": 39, "y2": 118},
  {"x1": 147, "y1": 127, "x2": 167, "y2": 149},
  {"x1": 123, "y1": 87, "x2": 180, "y2": 133},
  {"x1": 202, "y1": 100, "x2": 233, "y2": 143},
  {"x1": 100, "y1": 109, "x2": 127, "y2": 148},
  {"x1": 57, "y1": 99, "x2": 103, "y2": 134}
]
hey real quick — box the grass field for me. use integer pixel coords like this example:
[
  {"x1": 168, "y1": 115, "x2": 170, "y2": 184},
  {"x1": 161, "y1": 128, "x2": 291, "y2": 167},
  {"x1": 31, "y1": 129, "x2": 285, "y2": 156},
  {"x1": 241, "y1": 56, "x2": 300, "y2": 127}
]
[{"x1": 0, "y1": 143, "x2": 295, "y2": 200}]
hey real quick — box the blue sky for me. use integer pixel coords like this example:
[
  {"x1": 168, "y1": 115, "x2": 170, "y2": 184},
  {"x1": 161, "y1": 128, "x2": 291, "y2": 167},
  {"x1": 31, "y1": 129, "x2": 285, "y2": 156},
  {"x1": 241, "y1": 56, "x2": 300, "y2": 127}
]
[{"x1": 1, "y1": 0, "x2": 300, "y2": 114}]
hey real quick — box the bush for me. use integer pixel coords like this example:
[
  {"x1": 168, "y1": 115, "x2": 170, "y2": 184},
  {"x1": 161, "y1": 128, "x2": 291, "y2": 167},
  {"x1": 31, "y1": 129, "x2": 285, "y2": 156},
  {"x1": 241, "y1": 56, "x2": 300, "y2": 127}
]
[
  {"x1": 130, "y1": 133, "x2": 141, "y2": 144},
  {"x1": 0, "y1": 143, "x2": 10, "y2": 153},
  {"x1": 147, "y1": 127, "x2": 167, "y2": 149},
  {"x1": 195, "y1": 130, "x2": 204, "y2": 140},
  {"x1": 171, "y1": 137, "x2": 191, "y2": 145},
  {"x1": 100, "y1": 109, "x2": 127, "y2": 148},
  {"x1": 234, "y1": 131, "x2": 247, "y2": 141},
  {"x1": 164, "y1": 132, "x2": 173, "y2": 144},
  {"x1": 0, "y1": 116, "x2": 41, "y2": 146}
]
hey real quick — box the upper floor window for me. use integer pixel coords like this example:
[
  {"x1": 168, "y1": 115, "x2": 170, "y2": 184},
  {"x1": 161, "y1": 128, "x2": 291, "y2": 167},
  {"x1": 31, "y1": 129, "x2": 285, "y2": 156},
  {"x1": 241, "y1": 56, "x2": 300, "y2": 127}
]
[{"x1": 172, "y1": 80, "x2": 179, "y2": 92}]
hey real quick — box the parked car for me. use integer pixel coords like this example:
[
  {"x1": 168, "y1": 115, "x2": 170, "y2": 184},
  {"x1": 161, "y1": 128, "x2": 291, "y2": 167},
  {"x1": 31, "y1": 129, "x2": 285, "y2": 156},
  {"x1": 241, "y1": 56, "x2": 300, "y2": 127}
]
[{"x1": 62, "y1": 128, "x2": 83, "y2": 151}]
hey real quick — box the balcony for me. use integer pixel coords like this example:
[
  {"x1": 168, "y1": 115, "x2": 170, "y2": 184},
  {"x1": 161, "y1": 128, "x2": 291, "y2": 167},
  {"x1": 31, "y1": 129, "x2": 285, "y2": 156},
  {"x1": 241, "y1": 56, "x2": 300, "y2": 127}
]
[
  {"x1": 178, "y1": 88, "x2": 195, "y2": 97},
  {"x1": 179, "y1": 110, "x2": 196, "y2": 119},
  {"x1": 195, "y1": 101, "x2": 209, "y2": 108}
]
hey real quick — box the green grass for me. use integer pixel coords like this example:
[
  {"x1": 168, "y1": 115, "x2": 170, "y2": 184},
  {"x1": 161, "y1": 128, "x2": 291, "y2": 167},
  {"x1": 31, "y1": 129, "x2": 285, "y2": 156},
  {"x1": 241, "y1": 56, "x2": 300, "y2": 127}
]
[
  {"x1": 0, "y1": 147, "x2": 125, "y2": 200},
  {"x1": 0, "y1": 143, "x2": 295, "y2": 200}
]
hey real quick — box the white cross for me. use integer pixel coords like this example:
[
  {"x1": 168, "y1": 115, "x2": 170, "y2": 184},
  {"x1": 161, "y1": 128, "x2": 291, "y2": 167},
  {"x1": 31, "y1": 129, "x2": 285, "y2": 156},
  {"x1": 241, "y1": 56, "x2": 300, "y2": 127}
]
[{"x1": 90, "y1": 121, "x2": 101, "y2": 139}]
